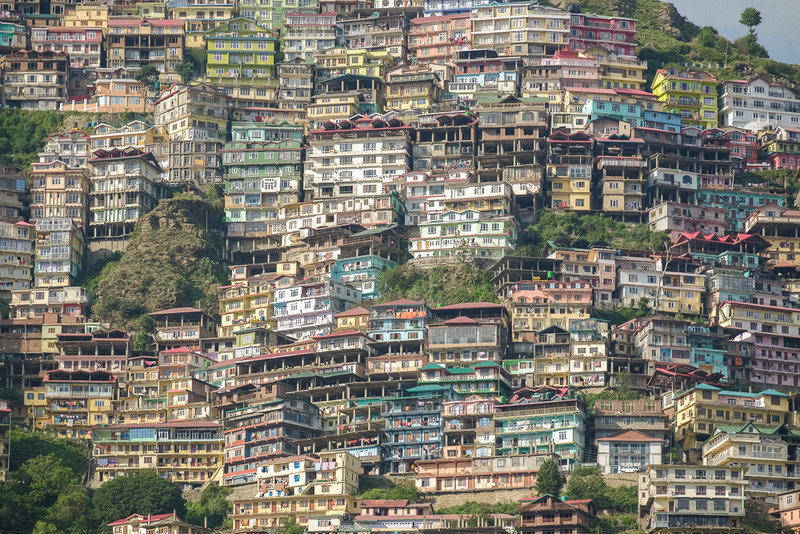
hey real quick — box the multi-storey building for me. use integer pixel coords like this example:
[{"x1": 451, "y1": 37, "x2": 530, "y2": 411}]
[
  {"x1": 10, "y1": 286, "x2": 91, "y2": 320},
  {"x1": 107, "y1": 513, "x2": 208, "y2": 534},
  {"x1": 337, "y1": 11, "x2": 413, "y2": 62},
  {"x1": 494, "y1": 387, "x2": 586, "y2": 471},
  {"x1": 410, "y1": 210, "x2": 518, "y2": 259},
  {"x1": 107, "y1": 19, "x2": 185, "y2": 84},
  {"x1": 518, "y1": 495, "x2": 593, "y2": 534},
  {"x1": 230, "y1": 451, "x2": 360, "y2": 532},
  {"x1": 282, "y1": 11, "x2": 335, "y2": 63},
  {"x1": 0, "y1": 50, "x2": 69, "y2": 110},
  {"x1": 205, "y1": 17, "x2": 279, "y2": 109},
  {"x1": 0, "y1": 220, "x2": 33, "y2": 298},
  {"x1": 42, "y1": 369, "x2": 117, "y2": 439},
  {"x1": 651, "y1": 68, "x2": 718, "y2": 129},
  {"x1": 29, "y1": 160, "x2": 89, "y2": 231},
  {"x1": 702, "y1": 423, "x2": 796, "y2": 501},
  {"x1": 331, "y1": 224, "x2": 406, "y2": 300},
  {"x1": 719, "y1": 77, "x2": 800, "y2": 131},
  {"x1": 593, "y1": 398, "x2": 669, "y2": 440},
  {"x1": 760, "y1": 126, "x2": 800, "y2": 170},
  {"x1": 237, "y1": 0, "x2": 319, "y2": 31},
  {"x1": 154, "y1": 83, "x2": 230, "y2": 184},
  {"x1": 546, "y1": 130, "x2": 593, "y2": 211},
  {"x1": 450, "y1": 49, "x2": 522, "y2": 106},
  {"x1": 594, "y1": 142, "x2": 647, "y2": 221},
  {"x1": 384, "y1": 65, "x2": 443, "y2": 114},
  {"x1": 412, "y1": 112, "x2": 477, "y2": 174},
  {"x1": 222, "y1": 398, "x2": 322, "y2": 485},
  {"x1": 383, "y1": 386, "x2": 453, "y2": 473},
  {"x1": 420, "y1": 361, "x2": 512, "y2": 399},
  {"x1": 62, "y1": 68, "x2": 152, "y2": 114},
  {"x1": 745, "y1": 203, "x2": 800, "y2": 267},
  {"x1": 0, "y1": 20, "x2": 26, "y2": 54},
  {"x1": 509, "y1": 279, "x2": 593, "y2": 338},
  {"x1": 648, "y1": 201, "x2": 731, "y2": 239},
  {"x1": 638, "y1": 465, "x2": 746, "y2": 533},
  {"x1": 32, "y1": 217, "x2": 85, "y2": 288},
  {"x1": 30, "y1": 27, "x2": 102, "y2": 70},
  {"x1": 305, "y1": 113, "x2": 412, "y2": 200},
  {"x1": 62, "y1": 3, "x2": 109, "y2": 33},
  {"x1": 567, "y1": 13, "x2": 636, "y2": 55},
  {"x1": 87, "y1": 148, "x2": 163, "y2": 242},
  {"x1": 470, "y1": 2, "x2": 569, "y2": 59},
  {"x1": 277, "y1": 60, "x2": 313, "y2": 121},
  {"x1": 596, "y1": 430, "x2": 662, "y2": 474},
  {"x1": 168, "y1": 0, "x2": 235, "y2": 48},
  {"x1": 409, "y1": 13, "x2": 470, "y2": 66},
  {"x1": 149, "y1": 307, "x2": 217, "y2": 352},
  {"x1": 314, "y1": 47, "x2": 394, "y2": 82},
  {"x1": 93, "y1": 420, "x2": 224, "y2": 489},
  {"x1": 0, "y1": 165, "x2": 26, "y2": 221},
  {"x1": 775, "y1": 489, "x2": 800, "y2": 533},
  {"x1": 674, "y1": 383, "x2": 790, "y2": 461},
  {"x1": 416, "y1": 452, "x2": 555, "y2": 493},
  {"x1": 273, "y1": 279, "x2": 362, "y2": 340}
]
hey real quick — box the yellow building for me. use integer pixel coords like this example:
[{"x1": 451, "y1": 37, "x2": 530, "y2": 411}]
[
  {"x1": 218, "y1": 275, "x2": 277, "y2": 337},
  {"x1": 308, "y1": 91, "x2": 362, "y2": 129},
  {"x1": 744, "y1": 204, "x2": 800, "y2": 267},
  {"x1": 674, "y1": 383, "x2": 790, "y2": 462},
  {"x1": 92, "y1": 420, "x2": 224, "y2": 489},
  {"x1": 23, "y1": 386, "x2": 48, "y2": 431},
  {"x1": 334, "y1": 306, "x2": 369, "y2": 331},
  {"x1": 63, "y1": 4, "x2": 109, "y2": 34},
  {"x1": 169, "y1": 0, "x2": 236, "y2": 48},
  {"x1": 583, "y1": 46, "x2": 647, "y2": 90},
  {"x1": 384, "y1": 67, "x2": 442, "y2": 113},
  {"x1": 651, "y1": 67, "x2": 718, "y2": 128},
  {"x1": 546, "y1": 130, "x2": 593, "y2": 211},
  {"x1": 314, "y1": 47, "x2": 394, "y2": 81},
  {"x1": 230, "y1": 451, "x2": 362, "y2": 532},
  {"x1": 702, "y1": 422, "x2": 798, "y2": 502},
  {"x1": 42, "y1": 369, "x2": 117, "y2": 439}
]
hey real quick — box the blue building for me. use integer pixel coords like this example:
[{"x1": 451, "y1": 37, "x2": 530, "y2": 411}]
[
  {"x1": 697, "y1": 188, "x2": 785, "y2": 232},
  {"x1": 641, "y1": 109, "x2": 682, "y2": 132},
  {"x1": 382, "y1": 385, "x2": 454, "y2": 473},
  {"x1": 331, "y1": 224, "x2": 406, "y2": 300}
]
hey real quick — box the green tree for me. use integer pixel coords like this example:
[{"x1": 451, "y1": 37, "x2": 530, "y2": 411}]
[
  {"x1": 534, "y1": 459, "x2": 564, "y2": 498},
  {"x1": 16, "y1": 454, "x2": 81, "y2": 509},
  {"x1": 186, "y1": 484, "x2": 232, "y2": 530},
  {"x1": 90, "y1": 471, "x2": 186, "y2": 533},
  {"x1": 360, "y1": 481, "x2": 423, "y2": 502},
  {"x1": 283, "y1": 516, "x2": 305, "y2": 534},
  {"x1": 564, "y1": 466, "x2": 609, "y2": 504},
  {"x1": 739, "y1": 7, "x2": 762, "y2": 34},
  {"x1": 133, "y1": 64, "x2": 161, "y2": 91},
  {"x1": 33, "y1": 521, "x2": 61, "y2": 534},
  {"x1": 695, "y1": 26, "x2": 717, "y2": 48},
  {"x1": 175, "y1": 56, "x2": 202, "y2": 83}
]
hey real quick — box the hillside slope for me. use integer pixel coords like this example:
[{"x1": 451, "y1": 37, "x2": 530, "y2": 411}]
[
  {"x1": 91, "y1": 194, "x2": 227, "y2": 338},
  {"x1": 551, "y1": 0, "x2": 800, "y2": 88}
]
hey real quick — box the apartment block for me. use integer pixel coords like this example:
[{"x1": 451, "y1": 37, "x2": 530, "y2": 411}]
[
  {"x1": 720, "y1": 77, "x2": 800, "y2": 131},
  {"x1": 42, "y1": 369, "x2": 116, "y2": 439},
  {"x1": 93, "y1": 420, "x2": 224, "y2": 489},
  {"x1": 567, "y1": 13, "x2": 636, "y2": 55},
  {"x1": 31, "y1": 26, "x2": 102, "y2": 70},
  {"x1": 273, "y1": 279, "x2": 362, "y2": 341},
  {"x1": 409, "y1": 13, "x2": 470, "y2": 65},
  {"x1": 470, "y1": 2, "x2": 569, "y2": 59},
  {"x1": 0, "y1": 220, "x2": 33, "y2": 298},
  {"x1": 107, "y1": 19, "x2": 185, "y2": 84},
  {"x1": 29, "y1": 160, "x2": 89, "y2": 231},
  {"x1": 0, "y1": 49, "x2": 69, "y2": 110},
  {"x1": 168, "y1": 0, "x2": 235, "y2": 48},
  {"x1": 651, "y1": 68, "x2": 718, "y2": 129},
  {"x1": 32, "y1": 217, "x2": 85, "y2": 289},
  {"x1": 282, "y1": 11, "x2": 335, "y2": 63},
  {"x1": 0, "y1": 165, "x2": 26, "y2": 221}
]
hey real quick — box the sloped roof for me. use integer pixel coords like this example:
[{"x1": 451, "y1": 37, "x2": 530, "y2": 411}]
[{"x1": 596, "y1": 429, "x2": 661, "y2": 443}]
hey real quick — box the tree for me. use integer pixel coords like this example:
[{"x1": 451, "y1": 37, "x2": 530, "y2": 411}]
[
  {"x1": 90, "y1": 471, "x2": 186, "y2": 533},
  {"x1": 739, "y1": 7, "x2": 762, "y2": 34},
  {"x1": 175, "y1": 56, "x2": 202, "y2": 83},
  {"x1": 534, "y1": 459, "x2": 564, "y2": 498},
  {"x1": 133, "y1": 64, "x2": 161, "y2": 92},
  {"x1": 283, "y1": 516, "x2": 305, "y2": 534},
  {"x1": 16, "y1": 454, "x2": 81, "y2": 509},
  {"x1": 185, "y1": 484, "x2": 232, "y2": 530},
  {"x1": 695, "y1": 26, "x2": 717, "y2": 48},
  {"x1": 360, "y1": 482, "x2": 423, "y2": 502},
  {"x1": 564, "y1": 466, "x2": 609, "y2": 504}
]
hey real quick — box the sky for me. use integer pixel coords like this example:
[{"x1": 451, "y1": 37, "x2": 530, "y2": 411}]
[{"x1": 667, "y1": 0, "x2": 800, "y2": 65}]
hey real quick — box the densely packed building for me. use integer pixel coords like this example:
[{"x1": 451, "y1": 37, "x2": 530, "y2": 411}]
[{"x1": 3, "y1": 2, "x2": 800, "y2": 533}]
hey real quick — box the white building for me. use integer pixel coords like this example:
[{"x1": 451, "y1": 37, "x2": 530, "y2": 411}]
[
  {"x1": 272, "y1": 279, "x2": 362, "y2": 340},
  {"x1": 410, "y1": 209, "x2": 517, "y2": 260},
  {"x1": 719, "y1": 77, "x2": 800, "y2": 131},
  {"x1": 597, "y1": 429, "x2": 661, "y2": 474},
  {"x1": 470, "y1": 1, "x2": 570, "y2": 59}
]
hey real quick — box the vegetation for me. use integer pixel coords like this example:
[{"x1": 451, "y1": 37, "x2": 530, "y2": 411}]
[
  {"x1": 133, "y1": 65, "x2": 162, "y2": 92},
  {"x1": 593, "y1": 297, "x2": 652, "y2": 326},
  {"x1": 579, "y1": 387, "x2": 642, "y2": 418},
  {"x1": 437, "y1": 501, "x2": 518, "y2": 516},
  {"x1": 359, "y1": 478, "x2": 424, "y2": 502},
  {"x1": 377, "y1": 261, "x2": 497, "y2": 307},
  {"x1": 565, "y1": 466, "x2": 638, "y2": 513},
  {"x1": 534, "y1": 458, "x2": 565, "y2": 498},
  {"x1": 186, "y1": 484, "x2": 233, "y2": 531},
  {"x1": 516, "y1": 211, "x2": 669, "y2": 257},
  {"x1": 175, "y1": 55, "x2": 204, "y2": 83},
  {"x1": 282, "y1": 516, "x2": 305, "y2": 534},
  {"x1": 91, "y1": 194, "x2": 228, "y2": 334},
  {"x1": 564, "y1": 0, "x2": 800, "y2": 88},
  {"x1": 736, "y1": 169, "x2": 799, "y2": 206},
  {"x1": 0, "y1": 109, "x2": 69, "y2": 167}
]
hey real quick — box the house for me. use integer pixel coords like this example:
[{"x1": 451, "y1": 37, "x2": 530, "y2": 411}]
[
  {"x1": 415, "y1": 453, "x2": 555, "y2": 493},
  {"x1": 42, "y1": 369, "x2": 117, "y2": 439},
  {"x1": 168, "y1": 0, "x2": 235, "y2": 48},
  {"x1": 596, "y1": 429, "x2": 662, "y2": 474},
  {"x1": 593, "y1": 399, "x2": 670, "y2": 440},
  {"x1": 546, "y1": 131, "x2": 593, "y2": 211},
  {"x1": 0, "y1": 50, "x2": 69, "y2": 110},
  {"x1": 638, "y1": 465, "x2": 746, "y2": 533},
  {"x1": 744, "y1": 203, "x2": 800, "y2": 267},
  {"x1": 93, "y1": 421, "x2": 224, "y2": 490},
  {"x1": 719, "y1": 77, "x2": 800, "y2": 131},
  {"x1": 651, "y1": 68, "x2": 718, "y2": 129},
  {"x1": 149, "y1": 307, "x2": 217, "y2": 352},
  {"x1": 517, "y1": 494, "x2": 593, "y2": 534},
  {"x1": 108, "y1": 513, "x2": 209, "y2": 534},
  {"x1": 567, "y1": 13, "x2": 636, "y2": 56},
  {"x1": 409, "y1": 13, "x2": 470, "y2": 65}
]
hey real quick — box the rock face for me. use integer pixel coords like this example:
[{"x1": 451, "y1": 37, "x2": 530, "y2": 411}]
[{"x1": 93, "y1": 195, "x2": 227, "y2": 329}]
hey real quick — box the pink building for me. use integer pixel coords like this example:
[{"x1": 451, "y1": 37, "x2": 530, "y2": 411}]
[
  {"x1": 415, "y1": 453, "x2": 557, "y2": 493},
  {"x1": 409, "y1": 13, "x2": 471, "y2": 66},
  {"x1": 30, "y1": 27, "x2": 103, "y2": 69},
  {"x1": 648, "y1": 201, "x2": 732, "y2": 240},
  {"x1": 541, "y1": 49, "x2": 599, "y2": 89},
  {"x1": 567, "y1": 13, "x2": 636, "y2": 56}
]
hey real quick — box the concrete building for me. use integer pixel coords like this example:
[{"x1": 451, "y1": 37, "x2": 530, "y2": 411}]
[
  {"x1": 720, "y1": 77, "x2": 800, "y2": 131},
  {"x1": 0, "y1": 50, "x2": 69, "y2": 110},
  {"x1": 107, "y1": 18, "x2": 185, "y2": 84},
  {"x1": 597, "y1": 429, "x2": 662, "y2": 474}
]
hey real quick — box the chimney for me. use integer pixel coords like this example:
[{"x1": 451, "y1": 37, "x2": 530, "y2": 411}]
[{"x1": 148, "y1": 513, "x2": 151, "y2": 523}]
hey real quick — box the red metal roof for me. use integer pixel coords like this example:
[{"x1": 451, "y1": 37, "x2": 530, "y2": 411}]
[{"x1": 435, "y1": 302, "x2": 505, "y2": 310}]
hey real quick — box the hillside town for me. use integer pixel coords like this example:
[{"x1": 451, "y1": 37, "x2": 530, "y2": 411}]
[{"x1": 1, "y1": 0, "x2": 800, "y2": 533}]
